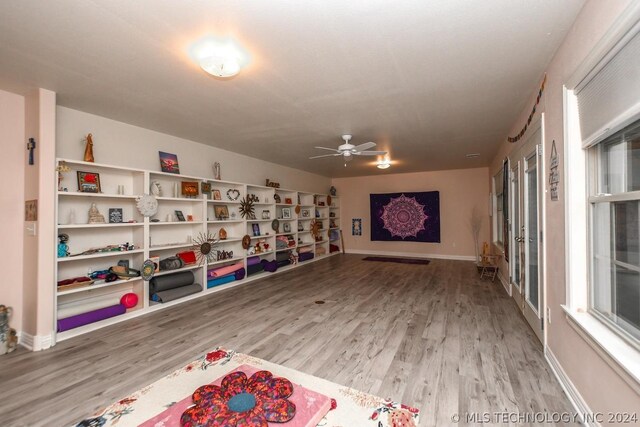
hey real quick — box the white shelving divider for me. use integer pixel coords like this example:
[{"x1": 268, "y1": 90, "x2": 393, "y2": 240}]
[{"x1": 54, "y1": 158, "x2": 341, "y2": 342}]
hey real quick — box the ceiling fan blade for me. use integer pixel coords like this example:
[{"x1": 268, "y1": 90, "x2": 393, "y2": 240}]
[
  {"x1": 355, "y1": 150, "x2": 387, "y2": 156},
  {"x1": 353, "y1": 142, "x2": 376, "y2": 152},
  {"x1": 309, "y1": 153, "x2": 342, "y2": 159},
  {"x1": 314, "y1": 146, "x2": 341, "y2": 152}
]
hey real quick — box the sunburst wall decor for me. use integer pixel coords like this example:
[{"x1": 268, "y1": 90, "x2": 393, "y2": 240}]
[
  {"x1": 193, "y1": 232, "x2": 220, "y2": 265},
  {"x1": 239, "y1": 196, "x2": 255, "y2": 219}
]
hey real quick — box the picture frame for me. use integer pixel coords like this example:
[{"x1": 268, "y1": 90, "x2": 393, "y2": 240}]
[
  {"x1": 301, "y1": 209, "x2": 310, "y2": 218},
  {"x1": 285, "y1": 197, "x2": 293, "y2": 204},
  {"x1": 181, "y1": 181, "x2": 199, "y2": 198},
  {"x1": 262, "y1": 210, "x2": 271, "y2": 219},
  {"x1": 25, "y1": 199, "x2": 37, "y2": 221},
  {"x1": 77, "y1": 171, "x2": 101, "y2": 193},
  {"x1": 283, "y1": 223, "x2": 291, "y2": 233},
  {"x1": 252, "y1": 223, "x2": 261, "y2": 236},
  {"x1": 159, "y1": 151, "x2": 180, "y2": 174},
  {"x1": 201, "y1": 182, "x2": 212, "y2": 194},
  {"x1": 175, "y1": 210, "x2": 186, "y2": 222},
  {"x1": 282, "y1": 208, "x2": 291, "y2": 219},
  {"x1": 212, "y1": 189, "x2": 222, "y2": 200},
  {"x1": 214, "y1": 205, "x2": 229, "y2": 220},
  {"x1": 108, "y1": 208, "x2": 123, "y2": 223},
  {"x1": 187, "y1": 214, "x2": 194, "y2": 221}
]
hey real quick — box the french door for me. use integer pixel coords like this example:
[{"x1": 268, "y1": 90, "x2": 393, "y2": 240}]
[{"x1": 509, "y1": 128, "x2": 544, "y2": 342}]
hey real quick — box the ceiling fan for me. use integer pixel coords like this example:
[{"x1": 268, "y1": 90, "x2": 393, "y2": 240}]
[{"x1": 309, "y1": 135, "x2": 387, "y2": 166}]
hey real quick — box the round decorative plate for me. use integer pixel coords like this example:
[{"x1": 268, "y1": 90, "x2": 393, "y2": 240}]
[
  {"x1": 327, "y1": 195, "x2": 332, "y2": 206},
  {"x1": 271, "y1": 219, "x2": 280, "y2": 232},
  {"x1": 295, "y1": 205, "x2": 301, "y2": 214},
  {"x1": 141, "y1": 259, "x2": 156, "y2": 281},
  {"x1": 242, "y1": 234, "x2": 252, "y2": 250},
  {"x1": 136, "y1": 194, "x2": 158, "y2": 217}
]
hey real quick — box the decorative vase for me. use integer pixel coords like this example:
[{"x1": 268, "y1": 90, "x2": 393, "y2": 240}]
[
  {"x1": 173, "y1": 182, "x2": 179, "y2": 198},
  {"x1": 213, "y1": 162, "x2": 221, "y2": 180}
]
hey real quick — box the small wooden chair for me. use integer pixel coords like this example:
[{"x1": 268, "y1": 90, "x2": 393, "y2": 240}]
[{"x1": 479, "y1": 253, "x2": 501, "y2": 282}]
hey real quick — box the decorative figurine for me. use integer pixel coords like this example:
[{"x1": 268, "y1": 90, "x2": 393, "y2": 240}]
[
  {"x1": 150, "y1": 181, "x2": 162, "y2": 197},
  {"x1": 213, "y1": 162, "x2": 221, "y2": 180},
  {"x1": 88, "y1": 203, "x2": 106, "y2": 224},
  {"x1": 219, "y1": 228, "x2": 227, "y2": 240},
  {"x1": 58, "y1": 233, "x2": 70, "y2": 258},
  {"x1": 83, "y1": 133, "x2": 95, "y2": 163},
  {"x1": 330, "y1": 186, "x2": 337, "y2": 196},
  {"x1": 56, "y1": 161, "x2": 71, "y2": 191}
]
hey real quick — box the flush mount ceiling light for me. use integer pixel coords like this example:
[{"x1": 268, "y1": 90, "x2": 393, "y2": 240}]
[
  {"x1": 465, "y1": 153, "x2": 480, "y2": 158},
  {"x1": 377, "y1": 158, "x2": 391, "y2": 169},
  {"x1": 190, "y1": 35, "x2": 250, "y2": 78}
]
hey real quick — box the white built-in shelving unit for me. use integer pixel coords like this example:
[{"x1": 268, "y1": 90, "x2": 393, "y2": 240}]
[{"x1": 54, "y1": 158, "x2": 341, "y2": 341}]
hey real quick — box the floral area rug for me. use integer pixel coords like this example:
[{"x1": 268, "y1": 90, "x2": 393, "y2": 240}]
[{"x1": 74, "y1": 347, "x2": 420, "y2": 427}]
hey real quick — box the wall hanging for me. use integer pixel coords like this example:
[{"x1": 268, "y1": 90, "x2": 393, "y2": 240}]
[{"x1": 370, "y1": 192, "x2": 440, "y2": 242}]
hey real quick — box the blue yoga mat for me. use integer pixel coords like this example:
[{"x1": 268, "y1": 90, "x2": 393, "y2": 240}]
[{"x1": 207, "y1": 274, "x2": 236, "y2": 289}]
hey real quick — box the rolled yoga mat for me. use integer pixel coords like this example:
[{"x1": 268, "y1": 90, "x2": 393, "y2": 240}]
[
  {"x1": 247, "y1": 263, "x2": 264, "y2": 275},
  {"x1": 262, "y1": 260, "x2": 278, "y2": 272},
  {"x1": 150, "y1": 271, "x2": 195, "y2": 294},
  {"x1": 207, "y1": 262, "x2": 243, "y2": 279},
  {"x1": 57, "y1": 304, "x2": 126, "y2": 332},
  {"x1": 151, "y1": 283, "x2": 203, "y2": 303},
  {"x1": 275, "y1": 252, "x2": 290, "y2": 262},
  {"x1": 246, "y1": 256, "x2": 261, "y2": 266},
  {"x1": 57, "y1": 297, "x2": 121, "y2": 319},
  {"x1": 235, "y1": 268, "x2": 246, "y2": 280},
  {"x1": 299, "y1": 252, "x2": 314, "y2": 262},
  {"x1": 276, "y1": 260, "x2": 291, "y2": 268},
  {"x1": 207, "y1": 275, "x2": 236, "y2": 289}
]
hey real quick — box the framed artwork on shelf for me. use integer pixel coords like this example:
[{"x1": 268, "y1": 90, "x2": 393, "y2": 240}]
[
  {"x1": 175, "y1": 210, "x2": 186, "y2": 222},
  {"x1": 108, "y1": 208, "x2": 123, "y2": 223},
  {"x1": 301, "y1": 209, "x2": 310, "y2": 218},
  {"x1": 252, "y1": 223, "x2": 261, "y2": 236},
  {"x1": 77, "y1": 171, "x2": 101, "y2": 193},
  {"x1": 285, "y1": 198, "x2": 293, "y2": 204},
  {"x1": 262, "y1": 210, "x2": 271, "y2": 219},
  {"x1": 282, "y1": 208, "x2": 291, "y2": 219},
  {"x1": 283, "y1": 223, "x2": 291, "y2": 232},
  {"x1": 214, "y1": 205, "x2": 229, "y2": 220},
  {"x1": 212, "y1": 190, "x2": 222, "y2": 200},
  {"x1": 201, "y1": 182, "x2": 212, "y2": 194},
  {"x1": 159, "y1": 151, "x2": 180, "y2": 174},
  {"x1": 181, "y1": 181, "x2": 199, "y2": 198},
  {"x1": 187, "y1": 214, "x2": 194, "y2": 221}
]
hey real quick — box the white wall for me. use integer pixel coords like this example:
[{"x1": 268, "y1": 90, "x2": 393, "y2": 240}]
[
  {"x1": 0, "y1": 89, "x2": 25, "y2": 332},
  {"x1": 56, "y1": 106, "x2": 331, "y2": 193}
]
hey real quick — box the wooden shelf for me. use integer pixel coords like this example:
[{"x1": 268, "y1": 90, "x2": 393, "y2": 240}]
[
  {"x1": 156, "y1": 196, "x2": 203, "y2": 202},
  {"x1": 58, "y1": 223, "x2": 143, "y2": 229},
  {"x1": 58, "y1": 192, "x2": 137, "y2": 200},
  {"x1": 154, "y1": 265, "x2": 202, "y2": 277},
  {"x1": 149, "y1": 243, "x2": 194, "y2": 251},
  {"x1": 208, "y1": 256, "x2": 245, "y2": 266},
  {"x1": 57, "y1": 277, "x2": 142, "y2": 296},
  {"x1": 150, "y1": 221, "x2": 203, "y2": 226},
  {"x1": 58, "y1": 248, "x2": 144, "y2": 262},
  {"x1": 207, "y1": 219, "x2": 244, "y2": 224}
]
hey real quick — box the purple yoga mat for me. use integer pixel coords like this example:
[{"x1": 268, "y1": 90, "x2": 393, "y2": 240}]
[
  {"x1": 57, "y1": 304, "x2": 126, "y2": 332},
  {"x1": 299, "y1": 252, "x2": 314, "y2": 262},
  {"x1": 235, "y1": 268, "x2": 246, "y2": 280},
  {"x1": 247, "y1": 256, "x2": 261, "y2": 266}
]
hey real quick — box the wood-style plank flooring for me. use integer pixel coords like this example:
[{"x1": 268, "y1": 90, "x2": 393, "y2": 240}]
[{"x1": 0, "y1": 255, "x2": 575, "y2": 426}]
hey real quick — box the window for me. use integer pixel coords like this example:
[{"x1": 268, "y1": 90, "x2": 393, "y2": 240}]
[
  {"x1": 565, "y1": 13, "x2": 640, "y2": 360},
  {"x1": 590, "y1": 120, "x2": 640, "y2": 342},
  {"x1": 493, "y1": 170, "x2": 504, "y2": 246}
]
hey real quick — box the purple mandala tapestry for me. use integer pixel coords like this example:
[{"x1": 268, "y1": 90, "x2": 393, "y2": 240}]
[{"x1": 370, "y1": 192, "x2": 440, "y2": 243}]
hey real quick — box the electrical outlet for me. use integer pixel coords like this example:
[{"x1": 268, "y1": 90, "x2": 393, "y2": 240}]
[{"x1": 547, "y1": 307, "x2": 551, "y2": 324}]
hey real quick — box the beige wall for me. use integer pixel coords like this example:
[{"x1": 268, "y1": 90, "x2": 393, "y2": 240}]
[
  {"x1": 0, "y1": 89, "x2": 25, "y2": 332},
  {"x1": 332, "y1": 167, "x2": 490, "y2": 259},
  {"x1": 489, "y1": 0, "x2": 640, "y2": 420},
  {"x1": 56, "y1": 107, "x2": 331, "y2": 194}
]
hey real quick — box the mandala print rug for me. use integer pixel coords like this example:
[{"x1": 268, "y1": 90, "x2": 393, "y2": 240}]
[{"x1": 74, "y1": 347, "x2": 420, "y2": 427}]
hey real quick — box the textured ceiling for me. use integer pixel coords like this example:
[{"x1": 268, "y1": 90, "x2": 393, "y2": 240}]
[{"x1": 0, "y1": 0, "x2": 584, "y2": 177}]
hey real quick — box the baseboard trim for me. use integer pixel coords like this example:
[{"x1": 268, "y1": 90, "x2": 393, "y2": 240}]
[
  {"x1": 545, "y1": 347, "x2": 593, "y2": 426},
  {"x1": 497, "y1": 271, "x2": 511, "y2": 296},
  {"x1": 19, "y1": 331, "x2": 53, "y2": 352},
  {"x1": 344, "y1": 248, "x2": 476, "y2": 261}
]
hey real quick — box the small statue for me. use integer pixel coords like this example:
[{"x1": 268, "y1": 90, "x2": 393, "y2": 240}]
[
  {"x1": 83, "y1": 133, "x2": 95, "y2": 163},
  {"x1": 219, "y1": 228, "x2": 227, "y2": 240},
  {"x1": 213, "y1": 162, "x2": 221, "y2": 180},
  {"x1": 88, "y1": 203, "x2": 106, "y2": 224},
  {"x1": 58, "y1": 233, "x2": 70, "y2": 258},
  {"x1": 330, "y1": 186, "x2": 337, "y2": 196}
]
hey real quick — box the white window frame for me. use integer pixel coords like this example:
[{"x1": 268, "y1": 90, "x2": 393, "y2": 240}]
[
  {"x1": 493, "y1": 170, "x2": 504, "y2": 248},
  {"x1": 563, "y1": 3, "x2": 640, "y2": 392}
]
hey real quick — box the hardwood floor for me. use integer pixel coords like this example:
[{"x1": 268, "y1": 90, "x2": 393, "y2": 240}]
[{"x1": 0, "y1": 255, "x2": 575, "y2": 426}]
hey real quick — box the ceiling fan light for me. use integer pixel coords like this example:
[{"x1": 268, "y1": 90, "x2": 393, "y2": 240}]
[
  {"x1": 200, "y1": 56, "x2": 241, "y2": 77},
  {"x1": 377, "y1": 159, "x2": 391, "y2": 169}
]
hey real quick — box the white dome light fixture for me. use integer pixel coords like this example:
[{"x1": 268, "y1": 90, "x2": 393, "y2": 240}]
[
  {"x1": 190, "y1": 35, "x2": 250, "y2": 78},
  {"x1": 377, "y1": 158, "x2": 391, "y2": 169}
]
